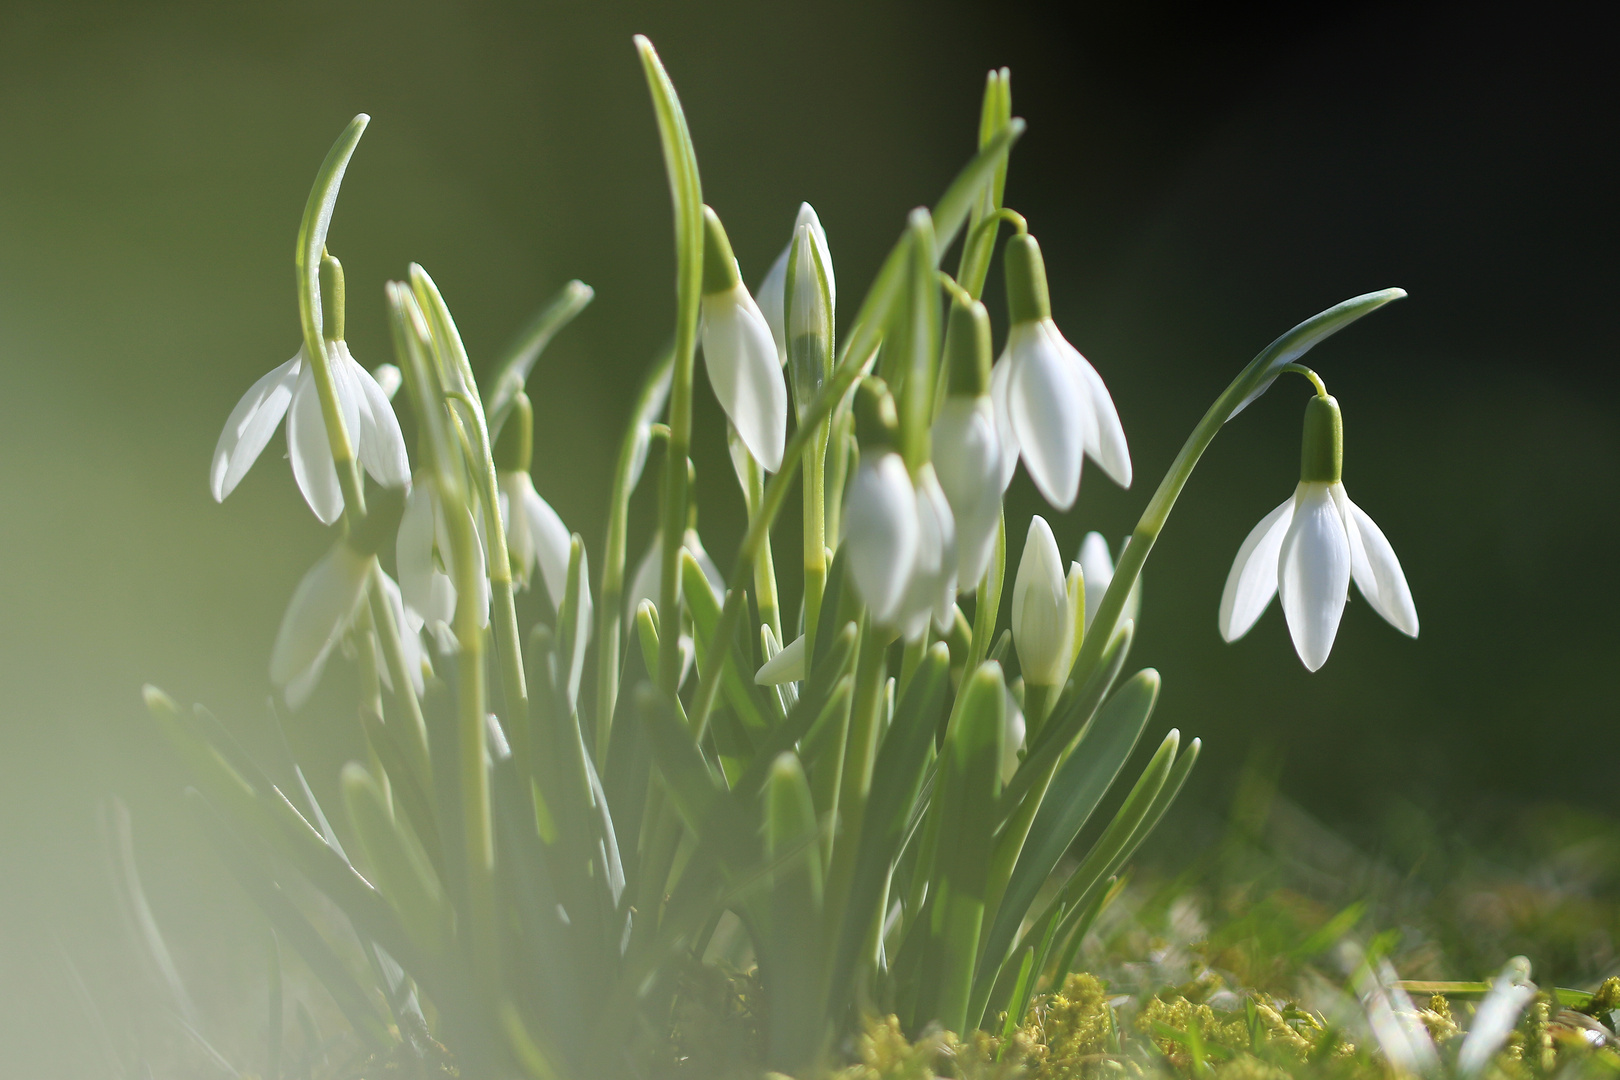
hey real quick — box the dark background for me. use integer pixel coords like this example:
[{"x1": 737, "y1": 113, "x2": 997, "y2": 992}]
[{"x1": 0, "y1": 0, "x2": 1613, "y2": 1072}]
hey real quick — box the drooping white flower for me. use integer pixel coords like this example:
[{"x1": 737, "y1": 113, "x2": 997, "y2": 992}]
[
  {"x1": 993, "y1": 233, "x2": 1129, "y2": 510},
  {"x1": 894, "y1": 465, "x2": 958, "y2": 642},
  {"x1": 1077, "y1": 532, "x2": 1141, "y2": 632},
  {"x1": 842, "y1": 379, "x2": 918, "y2": 627},
  {"x1": 396, "y1": 477, "x2": 490, "y2": 651},
  {"x1": 1011, "y1": 516, "x2": 1074, "y2": 687},
  {"x1": 270, "y1": 545, "x2": 422, "y2": 709},
  {"x1": 757, "y1": 202, "x2": 835, "y2": 366},
  {"x1": 212, "y1": 342, "x2": 410, "y2": 525},
  {"x1": 492, "y1": 392, "x2": 571, "y2": 610},
  {"x1": 700, "y1": 206, "x2": 788, "y2": 472},
  {"x1": 931, "y1": 296, "x2": 1005, "y2": 590},
  {"x1": 1218, "y1": 395, "x2": 1417, "y2": 671}
]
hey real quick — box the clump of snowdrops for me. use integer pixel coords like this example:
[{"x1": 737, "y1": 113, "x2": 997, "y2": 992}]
[{"x1": 141, "y1": 36, "x2": 1421, "y2": 1079}]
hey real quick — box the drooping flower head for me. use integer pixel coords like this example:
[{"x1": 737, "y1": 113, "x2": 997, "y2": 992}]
[
  {"x1": 493, "y1": 391, "x2": 572, "y2": 611},
  {"x1": 991, "y1": 232, "x2": 1130, "y2": 510},
  {"x1": 930, "y1": 293, "x2": 1004, "y2": 591},
  {"x1": 1219, "y1": 393, "x2": 1418, "y2": 670},
  {"x1": 211, "y1": 254, "x2": 410, "y2": 524},
  {"x1": 700, "y1": 206, "x2": 788, "y2": 472},
  {"x1": 842, "y1": 377, "x2": 918, "y2": 627}
]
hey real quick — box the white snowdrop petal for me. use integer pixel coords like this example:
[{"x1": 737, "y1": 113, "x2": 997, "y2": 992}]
[
  {"x1": 377, "y1": 569, "x2": 427, "y2": 697},
  {"x1": 1218, "y1": 498, "x2": 1295, "y2": 643},
  {"x1": 701, "y1": 286, "x2": 789, "y2": 471},
  {"x1": 990, "y1": 357, "x2": 1020, "y2": 491},
  {"x1": 843, "y1": 454, "x2": 919, "y2": 625},
  {"x1": 342, "y1": 344, "x2": 411, "y2": 488},
  {"x1": 1341, "y1": 489, "x2": 1419, "y2": 637},
  {"x1": 896, "y1": 467, "x2": 958, "y2": 641},
  {"x1": 1007, "y1": 323, "x2": 1088, "y2": 511},
  {"x1": 372, "y1": 363, "x2": 403, "y2": 401},
  {"x1": 1278, "y1": 483, "x2": 1351, "y2": 671},
  {"x1": 1078, "y1": 532, "x2": 1115, "y2": 630},
  {"x1": 755, "y1": 633, "x2": 807, "y2": 685},
  {"x1": 756, "y1": 241, "x2": 790, "y2": 365},
  {"x1": 795, "y1": 202, "x2": 834, "y2": 317},
  {"x1": 398, "y1": 483, "x2": 454, "y2": 629},
  {"x1": 497, "y1": 478, "x2": 532, "y2": 581},
  {"x1": 524, "y1": 483, "x2": 573, "y2": 610},
  {"x1": 286, "y1": 364, "x2": 345, "y2": 525},
  {"x1": 270, "y1": 544, "x2": 371, "y2": 703},
  {"x1": 1069, "y1": 341, "x2": 1132, "y2": 489},
  {"x1": 211, "y1": 353, "x2": 301, "y2": 502},
  {"x1": 931, "y1": 397, "x2": 1003, "y2": 587}
]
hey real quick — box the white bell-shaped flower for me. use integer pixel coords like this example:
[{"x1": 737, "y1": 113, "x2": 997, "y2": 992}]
[
  {"x1": 1077, "y1": 532, "x2": 1141, "y2": 632},
  {"x1": 492, "y1": 393, "x2": 571, "y2": 610},
  {"x1": 397, "y1": 476, "x2": 490, "y2": 651},
  {"x1": 894, "y1": 465, "x2": 958, "y2": 642},
  {"x1": 211, "y1": 257, "x2": 409, "y2": 524},
  {"x1": 1218, "y1": 395, "x2": 1417, "y2": 671},
  {"x1": 993, "y1": 233, "x2": 1129, "y2": 510},
  {"x1": 270, "y1": 543, "x2": 422, "y2": 709},
  {"x1": 757, "y1": 202, "x2": 834, "y2": 366},
  {"x1": 842, "y1": 379, "x2": 919, "y2": 627},
  {"x1": 930, "y1": 296, "x2": 1005, "y2": 590},
  {"x1": 1012, "y1": 515, "x2": 1074, "y2": 687},
  {"x1": 700, "y1": 206, "x2": 788, "y2": 472}
]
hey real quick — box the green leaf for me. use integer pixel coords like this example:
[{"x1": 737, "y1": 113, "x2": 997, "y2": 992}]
[
  {"x1": 1230, "y1": 289, "x2": 1407, "y2": 417},
  {"x1": 681, "y1": 549, "x2": 771, "y2": 733},
  {"x1": 761, "y1": 752, "x2": 827, "y2": 1072},
  {"x1": 974, "y1": 670, "x2": 1160, "y2": 1011},
  {"x1": 342, "y1": 763, "x2": 451, "y2": 958},
  {"x1": 186, "y1": 789, "x2": 394, "y2": 1052},
  {"x1": 825, "y1": 644, "x2": 950, "y2": 1019},
  {"x1": 929, "y1": 661, "x2": 1005, "y2": 1035},
  {"x1": 486, "y1": 280, "x2": 595, "y2": 433}
]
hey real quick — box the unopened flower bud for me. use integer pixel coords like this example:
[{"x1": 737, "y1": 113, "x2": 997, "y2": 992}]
[
  {"x1": 1012, "y1": 515, "x2": 1072, "y2": 687},
  {"x1": 785, "y1": 221, "x2": 833, "y2": 416},
  {"x1": 758, "y1": 202, "x2": 834, "y2": 365},
  {"x1": 844, "y1": 377, "x2": 917, "y2": 625}
]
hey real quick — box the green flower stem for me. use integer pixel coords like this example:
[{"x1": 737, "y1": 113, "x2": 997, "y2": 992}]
[
  {"x1": 294, "y1": 116, "x2": 370, "y2": 527},
  {"x1": 594, "y1": 348, "x2": 674, "y2": 763},
  {"x1": 366, "y1": 567, "x2": 432, "y2": 790},
  {"x1": 746, "y1": 452, "x2": 782, "y2": 645},
  {"x1": 351, "y1": 595, "x2": 393, "y2": 814},
  {"x1": 802, "y1": 421, "x2": 828, "y2": 662},
  {"x1": 636, "y1": 36, "x2": 704, "y2": 697},
  {"x1": 1073, "y1": 289, "x2": 1406, "y2": 688}
]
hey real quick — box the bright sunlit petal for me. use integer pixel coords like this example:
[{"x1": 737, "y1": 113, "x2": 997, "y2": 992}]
[
  {"x1": 1277, "y1": 482, "x2": 1351, "y2": 671},
  {"x1": 210, "y1": 352, "x2": 301, "y2": 502},
  {"x1": 1218, "y1": 497, "x2": 1295, "y2": 643}
]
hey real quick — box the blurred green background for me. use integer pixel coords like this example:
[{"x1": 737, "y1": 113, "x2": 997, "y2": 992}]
[{"x1": 0, "y1": 0, "x2": 1613, "y2": 1073}]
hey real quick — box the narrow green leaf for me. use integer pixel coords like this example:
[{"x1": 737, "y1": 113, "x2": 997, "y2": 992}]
[
  {"x1": 1230, "y1": 289, "x2": 1408, "y2": 417},
  {"x1": 975, "y1": 670, "x2": 1160, "y2": 1008},
  {"x1": 762, "y1": 752, "x2": 827, "y2": 1072},
  {"x1": 681, "y1": 549, "x2": 771, "y2": 732},
  {"x1": 341, "y1": 763, "x2": 451, "y2": 958}
]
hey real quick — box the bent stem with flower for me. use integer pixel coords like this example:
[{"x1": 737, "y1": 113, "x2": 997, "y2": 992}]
[{"x1": 140, "y1": 38, "x2": 1421, "y2": 1080}]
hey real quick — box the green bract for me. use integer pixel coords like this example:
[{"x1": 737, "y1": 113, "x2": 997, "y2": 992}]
[{"x1": 143, "y1": 37, "x2": 1416, "y2": 1080}]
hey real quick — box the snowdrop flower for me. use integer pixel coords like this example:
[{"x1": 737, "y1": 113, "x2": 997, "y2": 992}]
[
  {"x1": 991, "y1": 232, "x2": 1130, "y2": 510},
  {"x1": 1010, "y1": 514, "x2": 1075, "y2": 683},
  {"x1": 493, "y1": 392, "x2": 571, "y2": 609},
  {"x1": 756, "y1": 202, "x2": 834, "y2": 367},
  {"x1": 842, "y1": 378, "x2": 918, "y2": 627},
  {"x1": 931, "y1": 295, "x2": 1005, "y2": 591},
  {"x1": 895, "y1": 465, "x2": 958, "y2": 642},
  {"x1": 270, "y1": 533, "x2": 423, "y2": 710},
  {"x1": 211, "y1": 255, "x2": 410, "y2": 524},
  {"x1": 1077, "y1": 532, "x2": 1141, "y2": 632},
  {"x1": 397, "y1": 477, "x2": 490, "y2": 651},
  {"x1": 782, "y1": 218, "x2": 835, "y2": 416},
  {"x1": 1012, "y1": 516, "x2": 1073, "y2": 688},
  {"x1": 1219, "y1": 394, "x2": 1418, "y2": 671},
  {"x1": 700, "y1": 206, "x2": 788, "y2": 472}
]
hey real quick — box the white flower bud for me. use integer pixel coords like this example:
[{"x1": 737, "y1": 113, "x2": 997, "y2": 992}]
[
  {"x1": 931, "y1": 396, "x2": 1003, "y2": 589},
  {"x1": 758, "y1": 202, "x2": 834, "y2": 365},
  {"x1": 1011, "y1": 516, "x2": 1072, "y2": 687},
  {"x1": 842, "y1": 450, "x2": 919, "y2": 626}
]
